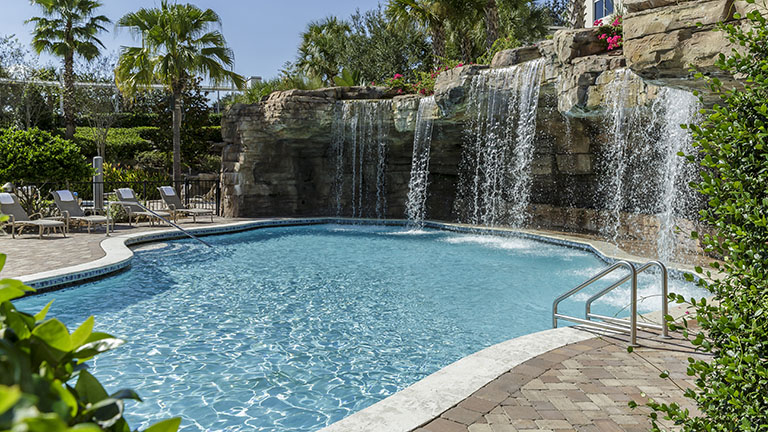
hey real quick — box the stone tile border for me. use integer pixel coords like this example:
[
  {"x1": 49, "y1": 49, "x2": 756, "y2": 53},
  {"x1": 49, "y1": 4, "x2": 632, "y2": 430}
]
[{"x1": 17, "y1": 217, "x2": 697, "y2": 291}]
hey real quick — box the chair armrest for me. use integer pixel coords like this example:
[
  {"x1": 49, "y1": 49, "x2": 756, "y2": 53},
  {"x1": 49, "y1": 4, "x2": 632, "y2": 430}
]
[{"x1": 29, "y1": 212, "x2": 43, "y2": 220}]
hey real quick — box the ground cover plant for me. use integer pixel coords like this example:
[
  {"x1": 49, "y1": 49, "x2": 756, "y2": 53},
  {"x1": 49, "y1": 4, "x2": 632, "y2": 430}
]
[
  {"x1": 640, "y1": 2, "x2": 768, "y2": 429},
  {"x1": 0, "y1": 247, "x2": 181, "y2": 431}
]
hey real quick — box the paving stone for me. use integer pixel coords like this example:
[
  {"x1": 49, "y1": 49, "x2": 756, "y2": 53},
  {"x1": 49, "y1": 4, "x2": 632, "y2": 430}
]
[
  {"x1": 461, "y1": 397, "x2": 501, "y2": 414},
  {"x1": 485, "y1": 414, "x2": 511, "y2": 424},
  {"x1": 443, "y1": 407, "x2": 485, "y2": 425},
  {"x1": 503, "y1": 406, "x2": 540, "y2": 420},
  {"x1": 535, "y1": 420, "x2": 572, "y2": 429},
  {"x1": 489, "y1": 425, "x2": 518, "y2": 432},
  {"x1": 424, "y1": 418, "x2": 470, "y2": 432},
  {"x1": 468, "y1": 424, "x2": 494, "y2": 432}
]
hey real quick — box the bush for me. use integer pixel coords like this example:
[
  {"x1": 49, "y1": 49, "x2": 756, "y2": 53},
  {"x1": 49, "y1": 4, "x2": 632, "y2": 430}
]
[
  {"x1": 643, "y1": 4, "x2": 768, "y2": 430},
  {"x1": 0, "y1": 128, "x2": 91, "y2": 183},
  {"x1": 0, "y1": 249, "x2": 181, "y2": 431},
  {"x1": 70, "y1": 127, "x2": 154, "y2": 162}
]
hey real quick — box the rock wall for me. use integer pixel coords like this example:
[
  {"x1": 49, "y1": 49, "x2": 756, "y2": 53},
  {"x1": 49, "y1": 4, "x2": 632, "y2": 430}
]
[{"x1": 221, "y1": 0, "x2": 744, "y2": 238}]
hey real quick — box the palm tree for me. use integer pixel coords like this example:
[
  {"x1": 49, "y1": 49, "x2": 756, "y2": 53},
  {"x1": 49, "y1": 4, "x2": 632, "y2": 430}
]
[
  {"x1": 387, "y1": 0, "x2": 453, "y2": 61},
  {"x1": 483, "y1": 0, "x2": 500, "y2": 50},
  {"x1": 116, "y1": 1, "x2": 244, "y2": 188},
  {"x1": 296, "y1": 17, "x2": 351, "y2": 85},
  {"x1": 28, "y1": 0, "x2": 110, "y2": 140}
]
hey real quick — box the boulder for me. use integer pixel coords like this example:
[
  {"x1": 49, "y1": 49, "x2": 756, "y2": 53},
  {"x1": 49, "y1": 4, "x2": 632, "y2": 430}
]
[
  {"x1": 433, "y1": 65, "x2": 487, "y2": 119},
  {"x1": 491, "y1": 45, "x2": 542, "y2": 68},
  {"x1": 553, "y1": 28, "x2": 605, "y2": 64}
]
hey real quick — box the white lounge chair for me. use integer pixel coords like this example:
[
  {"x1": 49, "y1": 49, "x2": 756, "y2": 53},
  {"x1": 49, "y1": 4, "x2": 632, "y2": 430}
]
[
  {"x1": 52, "y1": 190, "x2": 111, "y2": 233},
  {"x1": 0, "y1": 193, "x2": 66, "y2": 239},
  {"x1": 158, "y1": 186, "x2": 214, "y2": 223},
  {"x1": 114, "y1": 188, "x2": 170, "y2": 226}
]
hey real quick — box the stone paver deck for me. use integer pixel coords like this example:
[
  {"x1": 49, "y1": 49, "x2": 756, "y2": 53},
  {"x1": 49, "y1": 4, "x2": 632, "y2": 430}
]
[
  {"x1": 0, "y1": 216, "x2": 241, "y2": 278},
  {"x1": 415, "y1": 330, "x2": 705, "y2": 432}
]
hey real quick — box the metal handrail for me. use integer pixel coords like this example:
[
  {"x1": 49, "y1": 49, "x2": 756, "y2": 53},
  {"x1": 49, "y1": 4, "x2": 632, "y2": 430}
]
[
  {"x1": 585, "y1": 260, "x2": 669, "y2": 338},
  {"x1": 106, "y1": 200, "x2": 213, "y2": 248},
  {"x1": 553, "y1": 260, "x2": 639, "y2": 345}
]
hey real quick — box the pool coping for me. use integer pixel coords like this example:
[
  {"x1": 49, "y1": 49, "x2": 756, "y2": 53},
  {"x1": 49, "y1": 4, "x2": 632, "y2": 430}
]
[{"x1": 17, "y1": 217, "x2": 697, "y2": 291}]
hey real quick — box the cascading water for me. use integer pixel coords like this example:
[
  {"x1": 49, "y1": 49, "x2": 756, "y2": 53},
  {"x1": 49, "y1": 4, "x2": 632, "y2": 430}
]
[
  {"x1": 599, "y1": 69, "x2": 701, "y2": 262},
  {"x1": 330, "y1": 100, "x2": 391, "y2": 219},
  {"x1": 654, "y1": 88, "x2": 701, "y2": 263},
  {"x1": 455, "y1": 58, "x2": 544, "y2": 227},
  {"x1": 404, "y1": 96, "x2": 437, "y2": 227},
  {"x1": 600, "y1": 69, "x2": 634, "y2": 244}
]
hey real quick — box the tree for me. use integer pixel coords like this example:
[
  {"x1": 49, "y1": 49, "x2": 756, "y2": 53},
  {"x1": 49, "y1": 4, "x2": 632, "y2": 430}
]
[
  {"x1": 483, "y1": 0, "x2": 500, "y2": 51},
  {"x1": 345, "y1": 7, "x2": 433, "y2": 83},
  {"x1": 27, "y1": 0, "x2": 110, "y2": 140},
  {"x1": 386, "y1": 0, "x2": 461, "y2": 61},
  {"x1": 296, "y1": 17, "x2": 351, "y2": 85},
  {"x1": 116, "y1": 1, "x2": 244, "y2": 189}
]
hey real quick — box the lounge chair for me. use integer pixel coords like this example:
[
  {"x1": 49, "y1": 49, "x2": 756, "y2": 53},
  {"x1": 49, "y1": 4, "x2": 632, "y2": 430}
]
[
  {"x1": 51, "y1": 190, "x2": 111, "y2": 234},
  {"x1": 0, "y1": 193, "x2": 66, "y2": 239},
  {"x1": 158, "y1": 186, "x2": 214, "y2": 223},
  {"x1": 114, "y1": 188, "x2": 171, "y2": 226}
]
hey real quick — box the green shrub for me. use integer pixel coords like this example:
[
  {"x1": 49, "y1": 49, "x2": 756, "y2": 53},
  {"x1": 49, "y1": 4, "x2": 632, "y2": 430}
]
[
  {"x1": 643, "y1": 4, "x2": 768, "y2": 430},
  {"x1": 70, "y1": 127, "x2": 154, "y2": 162},
  {"x1": 0, "y1": 128, "x2": 91, "y2": 183},
  {"x1": 477, "y1": 36, "x2": 521, "y2": 65},
  {"x1": 0, "y1": 250, "x2": 181, "y2": 431}
]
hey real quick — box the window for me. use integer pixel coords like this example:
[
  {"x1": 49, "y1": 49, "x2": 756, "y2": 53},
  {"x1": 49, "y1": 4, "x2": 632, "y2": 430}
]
[{"x1": 594, "y1": 0, "x2": 614, "y2": 20}]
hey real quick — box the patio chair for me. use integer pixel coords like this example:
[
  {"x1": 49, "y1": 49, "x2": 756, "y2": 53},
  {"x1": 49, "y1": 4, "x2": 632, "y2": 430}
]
[
  {"x1": 114, "y1": 188, "x2": 171, "y2": 226},
  {"x1": 0, "y1": 193, "x2": 66, "y2": 239},
  {"x1": 51, "y1": 190, "x2": 111, "y2": 234},
  {"x1": 158, "y1": 186, "x2": 215, "y2": 223}
]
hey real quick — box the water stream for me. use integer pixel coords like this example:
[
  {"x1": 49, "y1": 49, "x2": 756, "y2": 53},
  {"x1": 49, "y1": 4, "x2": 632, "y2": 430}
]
[
  {"x1": 455, "y1": 59, "x2": 545, "y2": 227},
  {"x1": 330, "y1": 100, "x2": 392, "y2": 219},
  {"x1": 404, "y1": 96, "x2": 437, "y2": 227}
]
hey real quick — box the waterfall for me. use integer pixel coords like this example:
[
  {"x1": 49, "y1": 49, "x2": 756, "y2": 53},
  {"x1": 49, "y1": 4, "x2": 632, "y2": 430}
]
[
  {"x1": 455, "y1": 58, "x2": 544, "y2": 227},
  {"x1": 599, "y1": 69, "x2": 701, "y2": 262},
  {"x1": 330, "y1": 100, "x2": 391, "y2": 219},
  {"x1": 600, "y1": 69, "x2": 634, "y2": 244},
  {"x1": 405, "y1": 96, "x2": 437, "y2": 226},
  {"x1": 654, "y1": 88, "x2": 701, "y2": 263}
]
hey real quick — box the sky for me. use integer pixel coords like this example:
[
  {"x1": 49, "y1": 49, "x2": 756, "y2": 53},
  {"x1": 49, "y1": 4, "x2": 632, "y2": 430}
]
[{"x1": 1, "y1": 0, "x2": 385, "y2": 81}]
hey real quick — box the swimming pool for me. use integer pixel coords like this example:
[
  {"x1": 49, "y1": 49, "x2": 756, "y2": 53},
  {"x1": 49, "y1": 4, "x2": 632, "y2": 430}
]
[{"x1": 15, "y1": 224, "x2": 705, "y2": 431}]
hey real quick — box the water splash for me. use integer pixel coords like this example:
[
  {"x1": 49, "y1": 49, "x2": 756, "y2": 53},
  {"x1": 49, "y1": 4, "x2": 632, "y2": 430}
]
[
  {"x1": 405, "y1": 96, "x2": 437, "y2": 226},
  {"x1": 455, "y1": 59, "x2": 544, "y2": 227},
  {"x1": 330, "y1": 100, "x2": 392, "y2": 219}
]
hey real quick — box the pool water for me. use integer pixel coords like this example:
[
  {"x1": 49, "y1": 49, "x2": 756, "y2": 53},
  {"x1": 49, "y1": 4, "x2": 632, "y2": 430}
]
[{"x1": 15, "y1": 225, "x2": 706, "y2": 431}]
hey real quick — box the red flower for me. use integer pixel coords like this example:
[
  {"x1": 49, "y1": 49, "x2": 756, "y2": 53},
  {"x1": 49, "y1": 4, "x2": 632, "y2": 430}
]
[{"x1": 394, "y1": 73, "x2": 403, "y2": 79}]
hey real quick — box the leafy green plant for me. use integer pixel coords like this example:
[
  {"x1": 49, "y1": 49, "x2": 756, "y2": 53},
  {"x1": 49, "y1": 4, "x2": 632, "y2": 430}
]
[
  {"x1": 103, "y1": 163, "x2": 170, "y2": 184},
  {"x1": 68, "y1": 127, "x2": 154, "y2": 163},
  {"x1": 0, "y1": 252, "x2": 181, "y2": 431},
  {"x1": 0, "y1": 128, "x2": 92, "y2": 183},
  {"x1": 477, "y1": 35, "x2": 521, "y2": 65},
  {"x1": 640, "y1": 3, "x2": 768, "y2": 430},
  {"x1": 333, "y1": 68, "x2": 365, "y2": 87}
]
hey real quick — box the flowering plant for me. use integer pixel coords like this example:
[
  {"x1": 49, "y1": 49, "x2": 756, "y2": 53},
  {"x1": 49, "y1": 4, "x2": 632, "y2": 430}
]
[
  {"x1": 594, "y1": 15, "x2": 623, "y2": 51},
  {"x1": 383, "y1": 73, "x2": 412, "y2": 95}
]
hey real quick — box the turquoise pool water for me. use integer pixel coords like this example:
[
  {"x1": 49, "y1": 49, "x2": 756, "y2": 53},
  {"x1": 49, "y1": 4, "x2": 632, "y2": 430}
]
[{"x1": 16, "y1": 225, "x2": 704, "y2": 431}]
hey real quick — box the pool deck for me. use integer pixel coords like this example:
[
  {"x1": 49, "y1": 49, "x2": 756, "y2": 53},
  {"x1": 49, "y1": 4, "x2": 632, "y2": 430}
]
[{"x1": 0, "y1": 217, "x2": 707, "y2": 431}]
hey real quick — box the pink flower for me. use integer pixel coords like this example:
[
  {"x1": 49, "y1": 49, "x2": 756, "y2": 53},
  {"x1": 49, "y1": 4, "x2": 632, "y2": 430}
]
[
  {"x1": 393, "y1": 73, "x2": 403, "y2": 79},
  {"x1": 457, "y1": 63, "x2": 464, "y2": 67},
  {"x1": 397, "y1": 89, "x2": 403, "y2": 94},
  {"x1": 598, "y1": 34, "x2": 607, "y2": 39},
  {"x1": 612, "y1": 18, "x2": 620, "y2": 26},
  {"x1": 594, "y1": 19, "x2": 603, "y2": 26}
]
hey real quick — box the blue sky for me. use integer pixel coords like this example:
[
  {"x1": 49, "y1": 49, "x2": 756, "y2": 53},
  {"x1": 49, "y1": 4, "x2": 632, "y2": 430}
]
[{"x1": 2, "y1": 0, "x2": 384, "y2": 80}]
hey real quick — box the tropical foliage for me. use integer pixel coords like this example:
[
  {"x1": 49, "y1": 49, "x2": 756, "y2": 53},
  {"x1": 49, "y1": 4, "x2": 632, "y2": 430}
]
[
  {"x1": 27, "y1": 0, "x2": 110, "y2": 139},
  {"x1": 0, "y1": 253, "x2": 181, "y2": 432},
  {"x1": 115, "y1": 1, "x2": 244, "y2": 188},
  {"x1": 640, "y1": 3, "x2": 768, "y2": 430},
  {"x1": 0, "y1": 128, "x2": 91, "y2": 183}
]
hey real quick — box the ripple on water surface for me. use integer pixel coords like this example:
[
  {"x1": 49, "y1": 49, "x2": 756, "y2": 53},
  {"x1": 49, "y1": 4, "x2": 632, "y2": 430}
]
[{"x1": 16, "y1": 225, "x2": 708, "y2": 431}]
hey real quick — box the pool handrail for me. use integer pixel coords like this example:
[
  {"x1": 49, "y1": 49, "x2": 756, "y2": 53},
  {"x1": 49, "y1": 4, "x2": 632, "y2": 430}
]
[
  {"x1": 106, "y1": 200, "x2": 214, "y2": 248},
  {"x1": 584, "y1": 260, "x2": 669, "y2": 338},
  {"x1": 552, "y1": 260, "x2": 639, "y2": 346}
]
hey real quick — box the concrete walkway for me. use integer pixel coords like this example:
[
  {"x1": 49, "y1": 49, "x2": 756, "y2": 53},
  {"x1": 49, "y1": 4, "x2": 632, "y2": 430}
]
[{"x1": 415, "y1": 330, "x2": 704, "y2": 432}]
